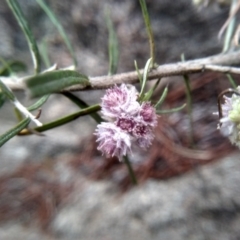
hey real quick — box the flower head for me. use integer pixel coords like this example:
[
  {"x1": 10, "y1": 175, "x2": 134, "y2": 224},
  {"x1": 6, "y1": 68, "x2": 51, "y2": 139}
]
[
  {"x1": 218, "y1": 88, "x2": 240, "y2": 147},
  {"x1": 101, "y1": 84, "x2": 140, "y2": 120},
  {"x1": 139, "y1": 102, "x2": 158, "y2": 126},
  {"x1": 133, "y1": 123, "x2": 154, "y2": 149},
  {"x1": 95, "y1": 84, "x2": 158, "y2": 159},
  {"x1": 95, "y1": 122, "x2": 131, "y2": 158}
]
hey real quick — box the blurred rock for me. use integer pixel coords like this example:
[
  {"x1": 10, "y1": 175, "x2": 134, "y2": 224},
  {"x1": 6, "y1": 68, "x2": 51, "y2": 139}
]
[
  {"x1": 50, "y1": 152, "x2": 240, "y2": 240},
  {"x1": 0, "y1": 224, "x2": 55, "y2": 240}
]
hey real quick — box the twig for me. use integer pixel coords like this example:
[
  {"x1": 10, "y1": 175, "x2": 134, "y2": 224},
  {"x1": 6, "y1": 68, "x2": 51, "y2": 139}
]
[{"x1": 3, "y1": 50, "x2": 240, "y2": 92}]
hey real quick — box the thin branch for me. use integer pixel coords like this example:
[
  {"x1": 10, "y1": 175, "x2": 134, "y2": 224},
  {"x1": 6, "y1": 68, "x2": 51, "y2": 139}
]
[{"x1": 4, "y1": 50, "x2": 240, "y2": 92}]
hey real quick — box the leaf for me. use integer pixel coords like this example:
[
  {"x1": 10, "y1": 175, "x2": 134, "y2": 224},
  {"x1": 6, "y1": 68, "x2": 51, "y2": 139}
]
[
  {"x1": 226, "y1": 74, "x2": 237, "y2": 89},
  {"x1": 6, "y1": 0, "x2": 41, "y2": 73},
  {"x1": 36, "y1": 0, "x2": 77, "y2": 67},
  {"x1": 2, "y1": 61, "x2": 27, "y2": 75},
  {"x1": 0, "y1": 78, "x2": 17, "y2": 101},
  {"x1": 39, "y1": 38, "x2": 51, "y2": 68},
  {"x1": 155, "y1": 86, "x2": 168, "y2": 108},
  {"x1": 134, "y1": 60, "x2": 143, "y2": 86},
  {"x1": 62, "y1": 92, "x2": 103, "y2": 123},
  {"x1": 0, "y1": 59, "x2": 27, "y2": 76},
  {"x1": 142, "y1": 78, "x2": 161, "y2": 101},
  {"x1": 0, "y1": 91, "x2": 6, "y2": 108},
  {"x1": 139, "y1": 0, "x2": 155, "y2": 66},
  {"x1": 157, "y1": 103, "x2": 186, "y2": 114},
  {"x1": 139, "y1": 58, "x2": 152, "y2": 99},
  {"x1": 0, "y1": 117, "x2": 30, "y2": 147},
  {"x1": 25, "y1": 70, "x2": 90, "y2": 98},
  {"x1": 27, "y1": 94, "x2": 50, "y2": 111},
  {"x1": 105, "y1": 8, "x2": 119, "y2": 75},
  {"x1": 19, "y1": 104, "x2": 101, "y2": 135}
]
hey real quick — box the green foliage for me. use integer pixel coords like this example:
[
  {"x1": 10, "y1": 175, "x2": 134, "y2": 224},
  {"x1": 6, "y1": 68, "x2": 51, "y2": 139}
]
[
  {"x1": 36, "y1": 0, "x2": 77, "y2": 67},
  {"x1": 0, "y1": 60, "x2": 27, "y2": 76},
  {"x1": 62, "y1": 92, "x2": 103, "y2": 123},
  {"x1": 154, "y1": 86, "x2": 168, "y2": 108},
  {"x1": 222, "y1": 0, "x2": 238, "y2": 52},
  {"x1": 139, "y1": 0, "x2": 155, "y2": 67},
  {"x1": 25, "y1": 70, "x2": 90, "y2": 98},
  {"x1": 39, "y1": 39, "x2": 51, "y2": 68},
  {"x1": 226, "y1": 74, "x2": 237, "y2": 89},
  {"x1": 139, "y1": 58, "x2": 152, "y2": 100},
  {"x1": 27, "y1": 95, "x2": 50, "y2": 111},
  {"x1": 6, "y1": 0, "x2": 41, "y2": 73},
  {"x1": 0, "y1": 117, "x2": 30, "y2": 147},
  {"x1": 142, "y1": 78, "x2": 161, "y2": 101},
  {"x1": 0, "y1": 79, "x2": 17, "y2": 102},
  {"x1": 19, "y1": 104, "x2": 101, "y2": 135},
  {"x1": 134, "y1": 60, "x2": 143, "y2": 86},
  {"x1": 105, "y1": 9, "x2": 119, "y2": 75},
  {"x1": 0, "y1": 91, "x2": 6, "y2": 108},
  {"x1": 157, "y1": 103, "x2": 186, "y2": 114}
]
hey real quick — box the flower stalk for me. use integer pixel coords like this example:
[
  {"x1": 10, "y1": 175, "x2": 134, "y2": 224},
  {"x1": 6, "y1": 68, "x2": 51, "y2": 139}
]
[{"x1": 123, "y1": 155, "x2": 138, "y2": 185}]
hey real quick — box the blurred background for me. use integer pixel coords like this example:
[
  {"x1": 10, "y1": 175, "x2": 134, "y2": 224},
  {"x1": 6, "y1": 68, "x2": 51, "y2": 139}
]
[{"x1": 1, "y1": 0, "x2": 240, "y2": 239}]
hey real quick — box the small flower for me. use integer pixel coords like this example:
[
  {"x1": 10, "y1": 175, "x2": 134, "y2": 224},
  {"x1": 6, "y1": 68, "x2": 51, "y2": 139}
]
[
  {"x1": 139, "y1": 102, "x2": 158, "y2": 126},
  {"x1": 133, "y1": 123, "x2": 154, "y2": 149},
  {"x1": 95, "y1": 122, "x2": 131, "y2": 158},
  {"x1": 116, "y1": 117, "x2": 135, "y2": 133},
  {"x1": 101, "y1": 84, "x2": 140, "y2": 120},
  {"x1": 218, "y1": 88, "x2": 240, "y2": 147}
]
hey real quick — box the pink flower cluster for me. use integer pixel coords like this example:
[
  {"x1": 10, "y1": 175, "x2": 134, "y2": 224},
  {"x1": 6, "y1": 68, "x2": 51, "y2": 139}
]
[{"x1": 95, "y1": 84, "x2": 158, "y2": 159}]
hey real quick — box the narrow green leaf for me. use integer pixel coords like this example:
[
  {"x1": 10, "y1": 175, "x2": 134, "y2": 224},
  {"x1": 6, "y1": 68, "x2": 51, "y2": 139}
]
[
  {"x1": 134, "y1": 60, "x2": 143, "y2": 86},
  {"x1": 36, "y1": 0, "x2": 77, "y2": 67},
  {"x1": 105, "y1": 9, "x2": 119, "y2": 75},
  {"x1": 25, "y1": 70, "x2": 90, "y2": 98},
  {"x1": 27, "y1": 94, "x2": 50, "y2": 111},
  {"x1": 0, "y1": 117, "x2": 30, "y2": 147},
  {"x1": 157, "y1": 103, "x2": 186, "y2": 114},
  {"x1": 222, "y1": 0, "x2": 238, "y2": 52},
  {"x1": 226, "y1": 74, "x2": 237, "y2": 89},
  {"x1": 39, "y1": 38, "x2": 51, "y2": 68},
  {"x1": 19, "y1": 104, "x2": 101, "y2": 135},
  {"x1": 155, "y1": 86, "x2": 168, "y2": 108},
  {"x1": 0, "y1": 57, "x2": 12, "y2": 76},
  {"x1": 62, "y1": 92, "x2": 103, "y2": 123},
  {"x1": 0, "y1": 60, "x2": 27, "y2": 76},
  {"x1": 139, "y1": 58, "x2": 152, "y2": 99},
  {"x1": 142, "y1": 78, "x2": 161, "y2": 101},
  {"x1": 6, "y1": 0, "x2": 41, "y2": 73},
  {"x1": 0, "y1": 57, "x2": 27, "y2": 76},
  {"x1": 0, "y1": 78, "x2": 17, "y2": 101},
  {"x1": 139, "y1": 0, "x2": 155, "y2": 67},
  {"x1": 0, "y1": 91, "x2": 6, "y2": 108}
]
